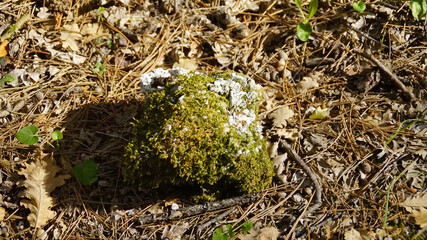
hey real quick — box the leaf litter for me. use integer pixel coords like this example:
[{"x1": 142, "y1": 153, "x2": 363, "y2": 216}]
[{"x1": 0, "y1": 0, "x2": 426, "y2": 239}]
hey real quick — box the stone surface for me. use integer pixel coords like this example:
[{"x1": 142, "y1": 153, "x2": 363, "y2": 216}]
[{"x1": 123, "y1": 68, "x2": 273, "y2": 201}]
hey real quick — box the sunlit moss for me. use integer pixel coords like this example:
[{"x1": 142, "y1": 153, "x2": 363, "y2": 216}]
[{"x1": 123, "y1": 70, "x2": 273, "y2": 201}]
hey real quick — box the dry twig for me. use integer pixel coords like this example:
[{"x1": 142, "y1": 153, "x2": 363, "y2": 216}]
[{"x1": 352, "y1": 48, "x2": 416, "y2": 101}]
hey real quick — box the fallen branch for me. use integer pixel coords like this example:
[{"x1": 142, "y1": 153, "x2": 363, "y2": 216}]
[
  {"x1": 352, "y1": 48, "x2": 416, "y2": 101},
  {"x1": 138, "y1": 193, "x2": 260, "y2": 225}
]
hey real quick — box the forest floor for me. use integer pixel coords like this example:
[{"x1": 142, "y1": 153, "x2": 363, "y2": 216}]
[{"x1": 0, "y1": 0, "x2": 426, "y2": 239}]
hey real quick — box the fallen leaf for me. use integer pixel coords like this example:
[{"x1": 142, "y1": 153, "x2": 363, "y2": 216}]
[
  {"x1": 0, "y1": 40, "x2": 8, "y2": 57},
  {"x1": 173, "y1": 58, "x2": 198, "y2": 71},
  {"x1": 0, "y1": 207, "x2": 5, "y2": 221},
  {"x1": 407, "y1": 207, "x2": 427, "y2": 228},
  {"x1": 267, "y1": 106, "x2": 294, "y2": 128},
  {"x1": 17, "y1": 150, "x2": 70, "y2": 228},
  {"x1": 309, "y1": 107, "x2": 329, "y2": 120},
  {"x1": 237, "y1": 226, "x2": 279, "y2": 240},
  {"x1": 401, "y1": 193, "x2": 427, "y2": 228},
  {"x1": 401, "y1": 192, "x2": 427, "y2": 208},
  {"x1": 60, "y1": 24, "x2": 81, "y2": 51},
  {"x1": 297, "y1": 76, "x2": 319, "y2": 93}
]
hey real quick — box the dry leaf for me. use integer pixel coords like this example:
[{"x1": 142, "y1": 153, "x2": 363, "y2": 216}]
[
  {"x1": 17, "y1": 150, "x2": 70, "y2": 228},
  {"x1": 401, "y1": 193, "x2": 427, "y2": 208},
  {"x1": 407, "y1": 207, "x2": 427, "y2": 228},
  {"x1": 173, "y1": 58, "x2": 198, "y2": 71},
  {"x1": 237, "y1": 226, "x2": 279, "y2": 240},
  {"x1": 297, "y1": 76, "x2": 319, "y2": 93},
  {"x1": 401, "y1": 193, "x2": 427, "y2": 228},
  {"x1": 0, "y1": 206, "x2": 5, "y2": 221},
  {"x1": 267, "y1": 106, "x2": 294, "y2": 128},
  {"x1": 60, "y1": 24, "x2": 81, "y2": 51},
  {"x1": 0, "y1": 39, "x2": 8, "y2": 57}
]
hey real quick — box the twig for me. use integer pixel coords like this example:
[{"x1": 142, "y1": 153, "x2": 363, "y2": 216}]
[
  {"x1": 195, "y1": 208, "x2": 236, "y2": 240},
  {"x1": 0, "y1": 14, "x2": 30, "y2": 42},
  {"x1": 352, "y1": 48, "x2": 416, "y2": 101},
  {"x1": 138, "y1": 193, "x2": 260, "y2": 225},
  {"x1": 279, "y1": 140, "x2": 322, "y2": 214}
]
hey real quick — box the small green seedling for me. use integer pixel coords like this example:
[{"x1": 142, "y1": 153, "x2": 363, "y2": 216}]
[
  {"x1": 212, "y1": 221, "x2": 253, "y2": 240},
  {"x1": 51, "y1": 130, "x2": 63, "y2": 141},
  {"x1": 16, "y1": 125, "x2": 39, "y2": 145},
  {"x1": 0, "y1": 74, "x2": 14, "y2": 87},
  {"x1": 294, "y1": 0, "x2": 318, "y2": 41},
  {"x1": 241, "y1": 221, "x2": 253, "y2": 234},
  {"x1": 352, "y1": 0, "x2": 366, "y2": 13},
  {"x1": 97, "y1": 7, "x2": 105, "y2": 21},
  {"x1": 74, "y1": 159, "x2": 98, "y2": 186},
  {"x1": 93, "y1": 62, "x2": 106, "y2": 75},
  {"x1": 409, "y1": 0, "x2": 427, "y2": 20},
  {"x1": 212, "y1": 224, "x2": 235, "y2": 240}
]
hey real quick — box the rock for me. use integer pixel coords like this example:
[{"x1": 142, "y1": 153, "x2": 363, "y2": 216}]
[{"x1": 123, "y1": 68, "x2": 273, "y2": 201}]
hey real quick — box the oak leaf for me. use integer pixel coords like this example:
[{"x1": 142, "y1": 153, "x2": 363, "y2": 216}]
[{"x1": 17, "y1": 150, "x2": 70, "y2": 228}]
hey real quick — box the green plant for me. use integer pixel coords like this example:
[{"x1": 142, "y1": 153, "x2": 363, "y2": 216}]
[
  {"x1": 241, "y1": 221, "x2": 253, "y2": 234},
  {"x1": 383, "y1": 171, "x2": 427, "y2": 229},
  {"x1": 212, "y1": 224, "x2": 235, "y2": 240},
  {"x1": 16, "y1": 125, "x2": 39, "y2": 145},
  {"x1": 294, "y1": 0, "x2": 318, "y2": 41},
  {"x1": 73, "y1": 159, "x2": 98, "y2": 186},
  {"x1": 212, "y1": 221, "x2": 253, "y2": 240},
  {"x1": 93, "y1": 61, "x2": 106, "y2": 75},
  {"x1": 384, "y1": 117, "x2": 427, "y2": 148},
  {"x1": 409, "y1": 0, "x2": 427, "y2": 20},
  {"x1": 97, "y1": 6, "x2": 105, "y2": 21},
  {"x1": 352, "y1": 0, "x2": 366, "y2": 13},
  {"x1": 51, "y1": 130, "x2": 63, "y2": 141},
  {"x1": 0, "y1": 74, "x2": 15, "y2": 87}
]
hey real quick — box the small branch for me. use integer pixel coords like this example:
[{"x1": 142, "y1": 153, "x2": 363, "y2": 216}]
[
  {"x1": 138, "y1": 193, "x2": 260, "y2": 225},
  {"x1": 0, "y1": 14, "x2": 30, "y2": 42},
  {"x1": 279, "y1": 140, "x2": 322, "y2": 213},
  {"x1": 352, "y1": 48, "x2": 416, "y2": 101}
]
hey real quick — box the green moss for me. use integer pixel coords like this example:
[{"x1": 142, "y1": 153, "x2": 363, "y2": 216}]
[{"x1": 123, "y1": 71, "x2": 273, "y2": 201}]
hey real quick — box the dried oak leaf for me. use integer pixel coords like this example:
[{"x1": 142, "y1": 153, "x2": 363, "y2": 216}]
[
  {"x1": 401, "y1": 193, "x2": 427, "y2": 228},
  {"x1": 17, "y1": 150, "x2": 70, "y2": 228}
]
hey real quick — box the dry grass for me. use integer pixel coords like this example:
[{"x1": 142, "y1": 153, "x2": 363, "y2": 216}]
[{"x1": 0, "y1": 0, "x2": 426, "y2": 239}]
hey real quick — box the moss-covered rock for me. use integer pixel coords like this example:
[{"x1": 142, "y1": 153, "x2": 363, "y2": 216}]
[{"x1": 123, "y1": 68, "x2": 273, "y2": 201}]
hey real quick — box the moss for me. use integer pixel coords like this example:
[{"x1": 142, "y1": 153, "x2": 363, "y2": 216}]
[{"x1": 123, "y1": 70, "x2": 273, "y2": 201}]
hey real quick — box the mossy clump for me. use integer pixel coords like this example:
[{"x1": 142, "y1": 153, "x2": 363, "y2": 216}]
[{"x1": 123, "y1": 68, "x2": 273, "y2": 201}]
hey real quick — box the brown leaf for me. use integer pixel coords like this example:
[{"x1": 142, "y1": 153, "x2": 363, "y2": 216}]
[{"x1": 17, "y1": 150, "x2": 70, "y2": 228}]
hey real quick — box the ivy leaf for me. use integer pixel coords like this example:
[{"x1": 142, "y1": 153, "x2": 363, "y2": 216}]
[
  {"x1": 297, "y1": 22, "x2": 312, "y2": 42},
  {"x1": 352, "y1": 0, "x2": 366, "y2": 13},
  {"x1": 16, "y1": 125, "x2": 39, "y2": 145},
  {"x1": 73, "y1": 159, "x2": 98, "y2": 186}
]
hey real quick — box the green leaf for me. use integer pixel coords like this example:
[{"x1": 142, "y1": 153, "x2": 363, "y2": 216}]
[
  {"x1": 212, "y1": 227, "x2": 227, "y2": 240},
  {"x1": 294, "y1": 0, "x2": 302, "y2": 9},
  {"x1": 226, "y1": 224, "x2": 235, "y2": 238},
  {"x1": 309, "y1": 107, "x2": 329, "y2": 120},
  {"x1": 0, "y1": 74, "x2": 15, "y2": 87},
  {"x1": 352, "y1": 0, "x2": 366, "y2": 13},
  {"x1": 297, "y1": 22, "x2": 312, "y2": 42},
  {"x1": 51, "y1": 130, "x2": 63, "y2": 141},
  {"x1": 308, "y1": 0, "x2": 318, "y2": 19},
  {"x1": 241, "y1": 221, "x2": 253, "y2": 234},
  {"x1": 16, "y1": 125, "x2": 39, "y2": 145},
  {"x1": 73, "y1": 159, "x2": 98, "y2": 186},
  {"x1": 409, "y1": 0, "x2": 427, "y2": 20}
]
